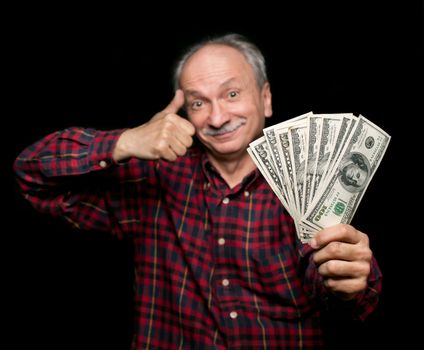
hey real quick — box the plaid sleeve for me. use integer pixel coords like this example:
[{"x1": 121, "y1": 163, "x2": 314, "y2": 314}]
[{"x1": 13, "y1": 127, "x2": 126, "y2": 232}]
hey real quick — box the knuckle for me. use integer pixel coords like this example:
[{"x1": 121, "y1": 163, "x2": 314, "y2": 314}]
[
  {"x1": 339, "y1": 224, "x2": 350, "y2": 236},
  {"x1": 328, "y1": 241, "x2": 343, "y2": 256},
  {"x1": 163, "y1": 121, "x2": 174, "y2": 132},
  {"x1": 326, "y1": 260, "x2": 338, "y2": 274},
  {"x1": 163, "y1": 113, "x2": 174, "y2": 121},
  {"x1": 156, "y1": 140, "x2": 169, "y2": 153},
  {"x1": 157, "y1": 139, "x2": 167, "y2": 149},
  {"x1": 162, "y1": 115, "x2": 177, "y2": 129}
]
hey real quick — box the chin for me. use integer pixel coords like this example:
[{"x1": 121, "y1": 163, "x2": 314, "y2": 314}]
[
  {"x1": 201, "y1": 133, "x2": 249, "y2": 155},
  {"x1": 209, "y1": 143, "x2": 246, "y2": 157}
]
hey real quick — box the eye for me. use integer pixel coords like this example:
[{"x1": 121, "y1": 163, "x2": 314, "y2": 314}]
[
  {"x1": 190, "y1": 100, "x2": 203, "y2": 110},
  {"x1": 228, "y1": 90, "x2": 239, "y2": 99}
]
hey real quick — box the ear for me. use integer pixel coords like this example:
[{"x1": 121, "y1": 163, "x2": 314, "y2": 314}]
[{"x1": 262, "y1": 82, "x2": 273, "y2": 118}]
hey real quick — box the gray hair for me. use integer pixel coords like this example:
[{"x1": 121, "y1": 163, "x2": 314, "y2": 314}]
[{"x1": 173, "y1": 33, "x2": 268, "y2": 91}]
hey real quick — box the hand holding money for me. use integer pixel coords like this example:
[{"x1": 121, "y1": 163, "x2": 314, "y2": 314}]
[
  {"x1": 310, "y1": 223, "x2": 372, "y2": 299},
  {"x1": 248, "y1": 112, "x2": 391, "y2": 243}
]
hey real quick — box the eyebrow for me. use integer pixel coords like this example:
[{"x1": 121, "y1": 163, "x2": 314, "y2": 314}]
[{"x1": 184, "y1": 77, "x2": 240, "y2": 98}]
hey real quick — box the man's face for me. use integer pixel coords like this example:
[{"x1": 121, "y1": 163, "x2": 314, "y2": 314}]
[
  {"x1": 179, "y1": 44, "x2": 272, "y2": 160},
  {"x1": 344, "y1": 163, "x2": 367, "y2": 187}
]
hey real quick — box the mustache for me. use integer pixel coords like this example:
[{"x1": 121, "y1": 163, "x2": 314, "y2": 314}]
[{"x1": 203, "y1": 119, "x2": 247, "y2": 136}]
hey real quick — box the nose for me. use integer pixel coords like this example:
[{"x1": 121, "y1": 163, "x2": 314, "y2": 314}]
[{"x1": 208, "y1": 100, "x2": 230, "y2": 128}]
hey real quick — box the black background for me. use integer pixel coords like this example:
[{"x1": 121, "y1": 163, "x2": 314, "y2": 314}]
[{"x1": 5, "y1": 2, "x2": 423, "y2": 349}]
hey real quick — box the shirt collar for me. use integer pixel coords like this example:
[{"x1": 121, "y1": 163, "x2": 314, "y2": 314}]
[{"x1": 200, "y1": 151, "x2": 263, "y2": 194}]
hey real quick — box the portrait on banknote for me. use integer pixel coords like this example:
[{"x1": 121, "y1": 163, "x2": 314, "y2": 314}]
[{"x1": 338, "y1": 152, "x2": 370, "y2": 193}]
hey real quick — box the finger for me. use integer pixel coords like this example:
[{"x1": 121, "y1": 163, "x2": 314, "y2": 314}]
[
  {"x1": 161, "y1": 113, "x2": 195, "y2": 137},
  {"x1": 175, "y1": 130, "x2": 194, "y2": 148},
  {"x1": 157, "y1": 126, "x2": 190, "y2": 158},
  {"x1": 313, "y1": 241, "x2": 351, "y2": 265},
  {"x1": 153, "y1": 138, "x2": 178, "y2": 161},
  {"x1": 172, "y1": 119, "x2": 195, "y2": 147},
  {"x1": 310, "y1": 224, "x2": 361, "y2": 249},
  {"x1": 160, "y1": 116, "x2": 194, "y2": 149},
  {"x1": 317, "y1": 259, "x2": 371, "y2": 279},
  {"x1": 168, "y1": 137, "x2": 190, "y2": 157},
  {"x1": 163, "y1": 89, "x2": 185, "y2": 114},
  {"x1": 178, "y1": 118, "x2": 196, "y2": 136},
  {"x1": 323, "y1": 277, "x2": 368, "y2": 296},
  {"x1": 313, "y1": 240, "x2": 372, "y2": 266}
]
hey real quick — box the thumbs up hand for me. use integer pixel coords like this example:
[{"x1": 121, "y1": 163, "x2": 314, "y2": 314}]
[{"x1": 113, "y1": 90, "x2": 195, "y2": 162}]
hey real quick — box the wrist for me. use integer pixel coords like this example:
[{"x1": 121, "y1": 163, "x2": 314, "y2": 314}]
[{"x1": 112, "y1": 129, "x2": 132, "y2": 162}]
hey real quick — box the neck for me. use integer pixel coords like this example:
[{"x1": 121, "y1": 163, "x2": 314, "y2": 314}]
[{"x1": 206, "y1": 150, "x2": 256, "y2": 189}]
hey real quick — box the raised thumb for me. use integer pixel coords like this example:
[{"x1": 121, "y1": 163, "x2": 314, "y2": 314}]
[{"x1": 163, "y1": 89, "x2": 185, "y2": 114}]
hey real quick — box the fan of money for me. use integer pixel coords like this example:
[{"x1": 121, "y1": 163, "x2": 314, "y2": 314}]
[{"x1": 247, "y1": 112, "x2": 391, "y2": 243}]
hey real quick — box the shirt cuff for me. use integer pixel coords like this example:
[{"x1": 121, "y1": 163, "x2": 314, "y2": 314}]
[{"x1": 88, "y1": 129, "x2": 127, "y2": 170}]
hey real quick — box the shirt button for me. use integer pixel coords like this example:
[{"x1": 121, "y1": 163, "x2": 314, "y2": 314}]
[
  {"x1": 230, "y1": 311, "x2": 238, "y2": 319},
  {"x1": 222, "y1": 279, "x2": 230, "y2": 287},
  {"x1": 244, "y1": 191, "x2": 250, "y2": 197},
  {"x1": 218, "y1": 238, "x2": 225, "y2": 246},
  {"x1": 222, "y1": 197, "x2": 230, "y2": 204},
  {"x1": 99, "y1": 160, "x2": 107, "y2": 168},
  {"x1": 203, "y1": 182, "x2": 210, "y2": 190}
]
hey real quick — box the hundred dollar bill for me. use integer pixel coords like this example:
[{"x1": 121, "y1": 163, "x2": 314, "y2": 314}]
[
  {"x1": 323, "y1": 115, "x2": 357, "y2": 182},
  {"x1": 301, "y1": 115, "x2": 391, "y2": 233},
  {"x1": 288, "y1": 119, "x2": 308, "y2": 216},
  {"x1": 263, "y1": 128, "x2": 292, "y2": 210},
  {"x1": 275, "y1": 128, "x2": 297, "y2": 216},
  {"x1": 263, "y1": 111, "x2": 312, "y2": 214},
  {"x1": 311, "y1": 114, "x2": 353, "y2": 203},
  {"x1": 303, "y1": 115, "x2": 322, "y2": 215},
  {"x1": 247, "y1": 137, "x2": 292, "y2": 215}
]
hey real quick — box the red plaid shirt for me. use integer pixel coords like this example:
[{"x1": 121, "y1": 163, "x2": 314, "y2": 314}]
[{"x1": 14, "y1": 127, "x2": 382, "y2": 349}]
